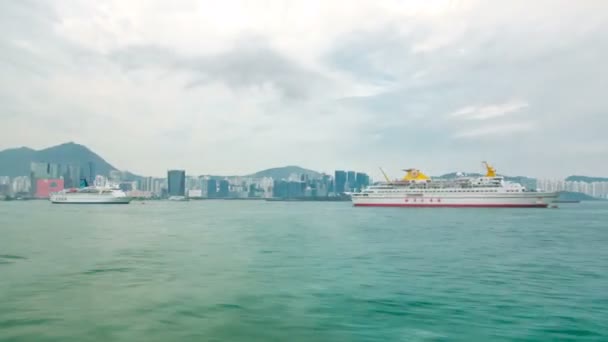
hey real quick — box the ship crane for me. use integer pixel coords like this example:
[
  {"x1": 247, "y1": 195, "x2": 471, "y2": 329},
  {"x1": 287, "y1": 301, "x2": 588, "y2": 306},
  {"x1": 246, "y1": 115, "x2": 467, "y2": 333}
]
[{"x1": 482, "y1": 161, "x2": 497, "y2": 177}]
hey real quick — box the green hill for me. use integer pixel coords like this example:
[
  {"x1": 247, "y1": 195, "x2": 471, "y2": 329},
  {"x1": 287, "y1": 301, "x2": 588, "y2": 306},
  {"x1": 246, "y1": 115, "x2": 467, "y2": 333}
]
[
  {"x1": 0, "y1": 142, "x2": 120, "y2": 177},
  {"x1": 246, "y1": 166, "x2": 322, "y2": 180},
  {"x1": 565, "y1": 175, "x2": 608, "y2": 183}
]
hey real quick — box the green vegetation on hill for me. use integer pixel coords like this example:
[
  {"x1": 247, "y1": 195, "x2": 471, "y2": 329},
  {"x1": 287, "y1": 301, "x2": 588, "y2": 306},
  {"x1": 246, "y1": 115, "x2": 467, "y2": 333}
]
[
  {"x1": 246, "y1": 166, "x2": 322, "y2": 180},
  {"x1": 0, "y1": 142, "x2": 120, "y2": 177},
  {"x1": 565, "y1": 175, "x2": 608, "y2": 183}
]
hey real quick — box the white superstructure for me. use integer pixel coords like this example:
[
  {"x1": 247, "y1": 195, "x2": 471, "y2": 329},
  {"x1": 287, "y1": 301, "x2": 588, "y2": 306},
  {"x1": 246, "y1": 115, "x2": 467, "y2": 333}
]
[
  {"x1": 351, "y1": 162, "x2": 558, "y2": 208},
  {"x1": 50, "y1": 186, "x2": 132, "y2": 204}
]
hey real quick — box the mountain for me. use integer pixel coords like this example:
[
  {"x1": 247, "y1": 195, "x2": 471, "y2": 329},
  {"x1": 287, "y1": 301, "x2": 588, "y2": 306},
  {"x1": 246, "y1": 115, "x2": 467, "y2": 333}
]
[
  {"x1": 246, "y1": 166, "x2": 322, "y2": 180},
  {"x1": 0, "y1": 142, "x2": 120, "y2": 177},
  {"x1": 565, "y1": 175, "x2": 608, "y2": 183}
]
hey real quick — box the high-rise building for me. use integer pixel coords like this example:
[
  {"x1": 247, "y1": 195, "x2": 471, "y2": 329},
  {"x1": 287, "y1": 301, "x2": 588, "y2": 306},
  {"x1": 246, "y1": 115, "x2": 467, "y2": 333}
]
[
  {"x1": 137, "y1": 177, "x2": 154, "y2": 192},
  {"x1": 207, "y1": 179, "x2": 218, "y2": 198},
  {"x1": 167, "y1": 170, "x2": 186, "y2": 197},
  {"x1": 62, "y1": 163, "x2": 81, "y2": 189},
  {"x1": 30, "y1": 162, "x2": 47, "y2": 179},
  {"x1": 218, "y1": 180, "x2": 230, "y2": 198},
  {"x1": 0, "y1": 177, "x2": 10, "y2": 196},
  {"x1": 152, "y1": 178, "x2": 164, "y2": 197},
  {"x1": 334, "y1": 170, "x2": 347, "y2": 194},
  {"x1": 81, "y1": 162, "x2": 96, "y2": 185},
  {"x1": 288, "y1": 181, "x2": 305, "y2": 198},
  {"x1": 11, "y1": 176, "x2": 31, "y2": 195},
  {"x1": 346, "y1": 171, "x2": 356, "y2": 191},
  {"x1": 30, "y1": 162, "x2": 62, "y2": 195},
  {"x1": 355, "y1": 172, "x2": 370, "y2": 191},
  {"x1": 273, "y1": 180, "x2": 288, "y2": 198}
]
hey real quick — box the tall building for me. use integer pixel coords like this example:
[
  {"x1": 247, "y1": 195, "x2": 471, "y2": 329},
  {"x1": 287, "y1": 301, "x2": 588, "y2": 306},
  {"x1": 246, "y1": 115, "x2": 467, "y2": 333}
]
[
  {"x1": 207, "y1": 179, "x2": 218, "y2": 198},
  {"x1": 334, "y1": 170, "x2": 347, "y2": 194},
  {"x1": 218, "y1": 180, "x2": 230, "y2": 198},
  {"x1": 346, "y1": 171, "x2": 356, "y2": 191},
  {"x1": 80, "y1": 162, "x2": 96, "y2": 185},
  {"x1": 0, "y1": 176, "x2": 10, "y2": 196},
  {"x1": 273, "y1": 180, "x2": 288, "y2": 198},
  {"x1": 167, "y1": 170, "x2": 186, "y2": 197},
  {"x1": 152, "y1": 178, "x2": 164, "y2": 197},
  {"x1": 30, "y1": 162, "x2": 62, "y2": 195},
  {"x1": 288, "y1": 181, "x2": 304, "y2": 198},
  {"x1": 138, "y1": 177, "x2": 154, "y2": 192},
  {"x1": 62, "y1": 163, "x2": 81, "y2": 188},
  {"x1": 11, "y1": 176, "x2": 31, "y2": 195},
  {"x1": 355, "y1": 172, "x2": 370, "y2": 191}
]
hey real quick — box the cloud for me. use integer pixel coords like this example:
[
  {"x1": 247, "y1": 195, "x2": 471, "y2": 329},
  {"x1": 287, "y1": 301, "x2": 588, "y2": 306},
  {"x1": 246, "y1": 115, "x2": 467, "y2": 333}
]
[
  {"x1": 0, "y1": 0, "x2": 607, "y2": 178},
  {"x1": 453, "y1": 122, "x2": 535, "y2": 139},
  {"x1": 449, "y1": 100, "x2": 529, "y2": 120},
  {"x1": 111, "y1": 38, "x2": 333, "y2": 100}
]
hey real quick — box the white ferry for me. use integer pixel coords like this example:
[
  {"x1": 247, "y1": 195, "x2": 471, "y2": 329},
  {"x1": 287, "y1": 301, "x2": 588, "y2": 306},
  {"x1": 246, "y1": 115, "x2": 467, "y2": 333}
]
[
  {"x1": 50, "y1": 186, "x2": 131, "y2": 204},
  {"x1": 351, "y1": 162, "x2": 558, "y2": 208}
]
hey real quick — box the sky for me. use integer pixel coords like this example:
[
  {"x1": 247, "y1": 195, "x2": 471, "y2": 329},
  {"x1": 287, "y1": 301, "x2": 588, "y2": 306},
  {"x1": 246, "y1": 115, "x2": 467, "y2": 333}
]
[{"x1": 1, "y1": 0, "x2": 607, "y2": 179}]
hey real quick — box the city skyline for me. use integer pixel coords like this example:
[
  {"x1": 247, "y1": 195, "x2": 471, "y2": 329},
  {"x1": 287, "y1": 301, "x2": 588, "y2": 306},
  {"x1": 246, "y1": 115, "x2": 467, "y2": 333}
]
[
  {"x1": 3, "y1": 158, "x2": 608, "y2": 200},
  {"x1": 1, "y1": 1, "x2": 608, "y2": 179}
]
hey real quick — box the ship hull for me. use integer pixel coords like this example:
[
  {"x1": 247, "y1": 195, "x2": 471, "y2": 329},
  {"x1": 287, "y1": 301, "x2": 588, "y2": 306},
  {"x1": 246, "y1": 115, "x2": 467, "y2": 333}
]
[
  {"x1": 352, "y1": 192, "x2": 558, "y2": 208},
  {"x1": 51, "y1": 201, "x2": 131, "y2": 204},
  {"x1": 50, "y1": 194, "x2": 132, "y2": 204}
]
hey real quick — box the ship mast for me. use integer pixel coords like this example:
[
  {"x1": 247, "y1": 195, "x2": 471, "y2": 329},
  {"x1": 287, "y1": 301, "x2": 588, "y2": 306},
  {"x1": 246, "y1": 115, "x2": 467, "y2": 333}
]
[{"x1": 378, "y1": 167, "x2": 392, "y2": 184}]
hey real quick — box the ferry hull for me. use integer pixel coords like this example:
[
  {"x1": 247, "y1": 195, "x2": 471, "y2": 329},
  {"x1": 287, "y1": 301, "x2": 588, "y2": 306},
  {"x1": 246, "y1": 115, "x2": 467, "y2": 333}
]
[
  {"x1": 50, "y1": 194, "x2": 132, "y2": 204},
  {"x1": 352, "y1": 193, "x2": 558, "y2": 208},
  {"x1": 354, "y1": 203, "x2": 549, "y2": 208},
  {"x1": 50, "y1": 199, "x2": 131, "y2": 204}
]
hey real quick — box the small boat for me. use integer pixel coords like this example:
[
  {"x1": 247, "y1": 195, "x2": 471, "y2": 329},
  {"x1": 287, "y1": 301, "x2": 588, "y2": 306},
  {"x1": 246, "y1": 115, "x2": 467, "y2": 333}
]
[{"x1": 168, "y1": 196, "x2": 188, "y2": 201}]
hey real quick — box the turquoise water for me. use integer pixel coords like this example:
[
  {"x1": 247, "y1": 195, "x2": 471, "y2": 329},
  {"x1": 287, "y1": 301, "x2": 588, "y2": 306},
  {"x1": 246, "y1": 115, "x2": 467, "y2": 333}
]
[{"x1": 1, "y1": 201, "x2": 607, "y2": 341}]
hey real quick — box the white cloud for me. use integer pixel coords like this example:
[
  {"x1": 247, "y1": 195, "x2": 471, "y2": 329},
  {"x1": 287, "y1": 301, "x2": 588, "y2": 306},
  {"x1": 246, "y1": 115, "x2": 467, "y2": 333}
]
[
  {"x1": 453, "y1": 122, "x2": 535, "y2": 139},
  {"x1": 449, "y1": 100, "x2": 529, "y2": 120}
]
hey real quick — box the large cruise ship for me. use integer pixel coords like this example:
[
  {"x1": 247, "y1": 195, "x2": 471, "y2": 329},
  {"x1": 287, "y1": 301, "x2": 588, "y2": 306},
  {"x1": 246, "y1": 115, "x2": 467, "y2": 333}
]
[
  {"x1": 50, "y1": 185, "x2": 132, "y2": 204},
  {"x1": 351, "y1": 162, "x2": 558, "y2": 208}
]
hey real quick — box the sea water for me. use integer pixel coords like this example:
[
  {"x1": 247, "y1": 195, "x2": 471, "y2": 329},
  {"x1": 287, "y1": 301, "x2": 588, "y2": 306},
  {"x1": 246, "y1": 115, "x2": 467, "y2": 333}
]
[{"x1": 1, "y1": 200, "x2": 607, "y2": 341}]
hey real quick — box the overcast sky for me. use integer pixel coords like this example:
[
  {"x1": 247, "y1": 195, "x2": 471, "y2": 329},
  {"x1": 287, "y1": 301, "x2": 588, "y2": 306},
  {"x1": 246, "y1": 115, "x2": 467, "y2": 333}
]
[{"x1": 1, "y1": 0, "x2": 607, "y2": 178}]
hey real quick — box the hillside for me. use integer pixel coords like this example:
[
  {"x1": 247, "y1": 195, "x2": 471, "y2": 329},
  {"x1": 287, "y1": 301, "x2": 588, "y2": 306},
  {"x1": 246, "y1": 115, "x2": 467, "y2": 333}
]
[
  {"x1": 246, "y1": 166, "x2": 322, "y2": 180},
  {"x1": 0, "y1": 142, "x2": 119, "y2": 177},
  {"x1": 565, "y1": 175, "x2": 608, "y2": 183}
]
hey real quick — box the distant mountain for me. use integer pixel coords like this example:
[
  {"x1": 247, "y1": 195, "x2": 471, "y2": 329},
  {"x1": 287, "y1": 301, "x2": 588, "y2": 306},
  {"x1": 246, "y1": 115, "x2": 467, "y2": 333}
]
[
  {"x1": 565, "y1": 175, "x2": 608, "y2": 183},
  {"x1": 246, "y1": 166, "x2": 322, "y2": 180},
  {"x1": 0, "y1": 142, "x2": 120, "y2": 177}
]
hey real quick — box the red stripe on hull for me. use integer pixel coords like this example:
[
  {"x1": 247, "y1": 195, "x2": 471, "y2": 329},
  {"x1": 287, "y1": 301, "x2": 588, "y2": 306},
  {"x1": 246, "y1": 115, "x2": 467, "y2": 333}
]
[{"x1": 353, "y1": 203, "x2": 549, "y2": 208}]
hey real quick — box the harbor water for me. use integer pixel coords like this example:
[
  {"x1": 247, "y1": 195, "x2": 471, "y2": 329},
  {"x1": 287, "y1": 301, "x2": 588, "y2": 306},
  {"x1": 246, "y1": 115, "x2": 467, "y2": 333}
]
[{"x1": 1, "y1": 201, "x2": 607, "y2": 341}]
